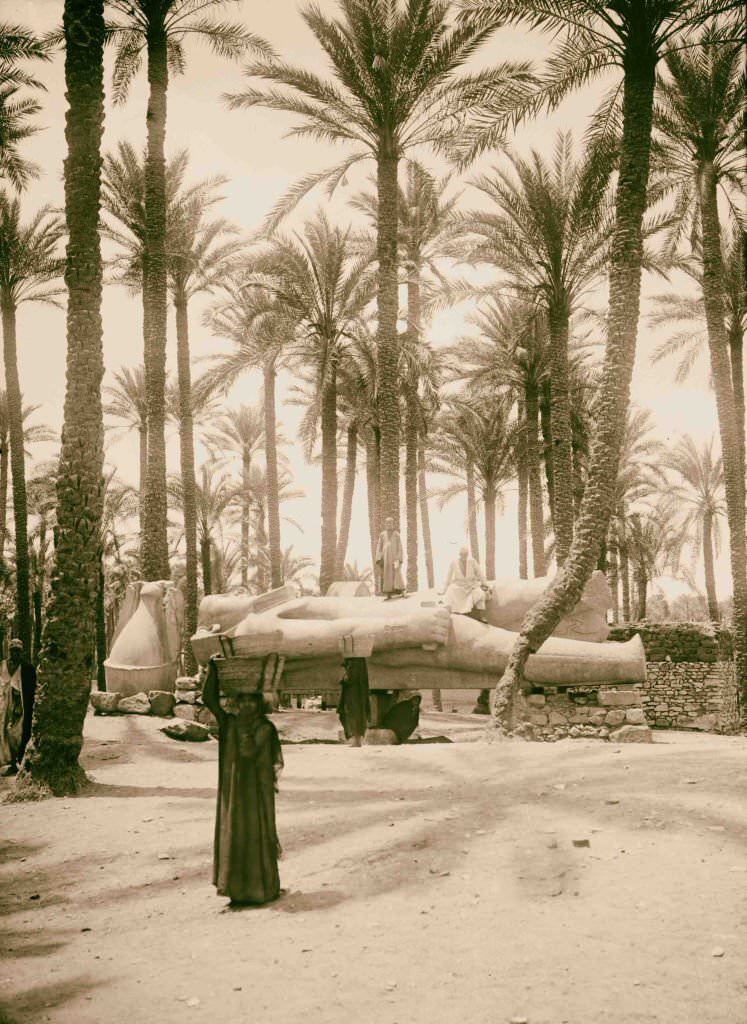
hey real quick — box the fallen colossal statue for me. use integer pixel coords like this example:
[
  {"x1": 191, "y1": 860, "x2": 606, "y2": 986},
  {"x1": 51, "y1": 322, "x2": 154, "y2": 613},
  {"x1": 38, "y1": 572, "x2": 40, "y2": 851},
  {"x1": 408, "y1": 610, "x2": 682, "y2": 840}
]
[
  {"x1": 105, "y1": 580, "x2": 184, "y2": 696},
  {"x1": 191, "y1": 572, "x2": 645, "y2": 695}
]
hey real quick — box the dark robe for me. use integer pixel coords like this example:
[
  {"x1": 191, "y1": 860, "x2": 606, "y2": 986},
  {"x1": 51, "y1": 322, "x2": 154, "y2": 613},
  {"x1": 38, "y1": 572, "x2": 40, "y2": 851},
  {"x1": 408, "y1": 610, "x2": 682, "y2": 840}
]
[
  {"x1": 337, "y1": 658, "x2": 370, "y2": 740},
  {"x1": 203, "y1": 662, "x2": 283, "y2": 905},
  {"x1": 382, "y1": 693, "x2": 421, "y2": 743}
]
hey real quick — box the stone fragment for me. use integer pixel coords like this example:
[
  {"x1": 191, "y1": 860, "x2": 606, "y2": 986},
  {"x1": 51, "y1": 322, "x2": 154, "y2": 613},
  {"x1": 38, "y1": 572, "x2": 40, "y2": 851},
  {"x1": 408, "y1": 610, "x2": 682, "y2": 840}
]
[
  {"x1": 608, "y1": 724, "x2": 653, "y2": 744},
  {"x1": 148, "y1": 691, "x2": 176, "y2": 717},
  {"x1": 625, "y1": 708, "x2": 646, "y2": 725},
  {"x1": 691, "y1": 713, "x2": 717, "y2": 732},
  {"x1": 118, "y1": 692, "x2": 151, "y2": 715},
  {"x1": 175, "y1": 689, "x2": 198, "y2": 704},
  {"x1": 526, "y1": 694, "x2": 546, "y2": 706},
  {"x1": 161, "y1": 720, "x2": 211, "y2": 742},
  {"x1": 599, "y1": 688, "x2": 641, "y2": 707},
  {"x1": 589, "y1": 711, "x2": 607, "y2": 727},
  {"x1": 90, "y1": 691, "x2": 121, "y2": 715},
  {"x1": 605, "y1": 710, "x2": 626, "y2": 727},
  {"x1": 528, "y1": 712, "x2": 548, "y2": 726},
  {"x1": 195, "y1": 707, "x2": 218, "y2": 730},
  {"x1": 548, "y1": 711, "x2": 567, "y2": 726},
  {"x1": 568, "y1": 726, "x2": 583, "y2": 738},
  {"x1": 364, "y1": 728, "x2": 399, "y2": 745},
  {"x1": 174, "y1": 705, "x2": 197, "y2": 722},
  {"x1": 175, "y1": 676, "x2": 199, "y2": 691}
]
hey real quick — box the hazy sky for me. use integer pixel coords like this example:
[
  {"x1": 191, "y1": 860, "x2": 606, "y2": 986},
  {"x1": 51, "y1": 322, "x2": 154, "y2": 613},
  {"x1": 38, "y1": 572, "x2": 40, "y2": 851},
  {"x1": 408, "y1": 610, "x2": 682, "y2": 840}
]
[{"x1": 11, "y1": 0, "x2": 728, "y2": 599}]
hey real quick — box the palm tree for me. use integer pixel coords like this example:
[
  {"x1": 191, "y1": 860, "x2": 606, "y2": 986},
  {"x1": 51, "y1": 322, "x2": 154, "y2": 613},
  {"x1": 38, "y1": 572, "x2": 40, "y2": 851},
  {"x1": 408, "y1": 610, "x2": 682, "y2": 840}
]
[
  {"x1": 0, "y1": 398, "x2": 55, "y2": 562},
  {"x1": 168, "y1": 465, "x2": 237, "y2": 597},
  {"x1": 103, "y1": 365, "x2": 148, "y2": 525},
  {"x1": 0, "y1": 194, "x2": 63, "y2": 657},
  {"x1": 244, "y1": 464, "x2": 305, "y2": 594},
  {"x1": 228, "y1": 0, "x2": 528, "y2": 527},
  {"x1": 250, "y1": 213, "x2": 374, "y2": 594},
  {"x1": 0, "y1": 23, "x2": 52, "y2": 189},
  {"x1": 21, "y1": 0, "x2": 106, "y2": 795},
  {"x1": 626, "y1": 503, "x2": 687, "y2": 619},
  {"x1": 453, "y1": 132, "x2": 614, "y2": 564},
  {"x1": 105, "y1": 1, "x2": 270, "y2": 581},
  {"x1": 205, "y1": 404, "x2": 264, "y2": 591},
  {"x1": 651, "y1": 36, "x2": 746, "y2": 689},
  {"x1": 665, "y1": 435, "x2": 725, "y2": 621},
  {"x1": 203, "y1": 279, "x2": 294, "y2": 589},
  {"x1": 458, "y1": 0, "x2": 737, "y2": 723}
]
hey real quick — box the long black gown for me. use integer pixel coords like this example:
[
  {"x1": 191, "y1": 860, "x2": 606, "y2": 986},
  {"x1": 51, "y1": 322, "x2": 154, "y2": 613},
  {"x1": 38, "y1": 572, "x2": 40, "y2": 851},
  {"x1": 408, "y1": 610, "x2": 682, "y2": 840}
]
[
  {"x1": 203, "y1": 663, "x2": 283, "y2": 904},
  {"x1": 337, "y1": 658, "x2": 370, "y2": 739}
]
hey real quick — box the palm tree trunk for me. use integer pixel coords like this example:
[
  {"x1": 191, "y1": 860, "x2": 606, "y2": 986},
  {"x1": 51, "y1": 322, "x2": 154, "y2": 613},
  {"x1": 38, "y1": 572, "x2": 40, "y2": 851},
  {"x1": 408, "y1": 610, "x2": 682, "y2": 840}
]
[
  {"x1": 539, "y1": 378, "x2": 554, "y2": 520},
  {"x1": 494, "y1": 41, "x2": 657, "y2": 728},
  {"x1": 516, "y1": 404, "x2": 528, "y2": 579},
  {"x1": 96, "y1": 559, "x2": 107, "y2": 690},
  {"x1": 140, "y1": 20, "x2": 170, "y2": 581},
  {"x1": 636, "y1": 569, "x2": 647, "y2": 620},
  {"x1": 418, "y1": 443, "x2": 434, "y2": 588},
  {"x1": 366, "y1": 428, "x2": 381, "y2": 589},
  {"x1": 404, "y1": 386, "x2": 419, "y2": 592},
  {"x1": 319, "y1": 356, "x2": 338, "y2": 595},
  {"x1": 375, "y1": 146, "x2": 400, "y2": 526},
  {"x1": 728, "y1": 326, "x2": 745, "y2": 503},
  {"x1": 263, "y1": 361, "x2": 283, "y2": 589},
  {"x1": 0, "y1": 294, "x2": 32, "y2": 657},
  {"x1": 524, "y1": 384, "x2": 546, "y2": 576},
  {"x1": 200, "y1": 534, "x2": 212, "y2": 596},
  {"x1": 702, "y1": 508, "x2": 719, "y2": 621},
  {"x1": 20, "y1": 0, "x2": 106, "y2": 795},
  {"x1": 335, "y1": 422, "x2": 357, "y2": 579},
  {"x1": 138, "y1": 422, "x2": 147, "y2": 536},
  {"x1": 547, "y1": 301, "x2": 574, "y2": 565},
  {"x1": 607, "y1": 531, "x2": 620, "y2": 623},
  {"x1": 255, "y1": 500, "x2": 269, "y2": 593},
  {"x1": 174, "y1": 289, "x2": 198, "y2": 672},
  {"x1": 241, "y1": 452, "x2": 251, "y2": 589},
  {"x1": 0, "y1": 434, "x2": 8, "y2": 561},
  {"x1": 484, "y1": 482, "x2": 497, "y2": 579},
  {"x1": 698, "y1": 161, "x2": 746, "y2": 696},
  {"x1": 619, "y1": 510, "x2": 632, "y2": 622},
  {"x1": 466, "y1": 460, "x2": 480, "y2": 563}
]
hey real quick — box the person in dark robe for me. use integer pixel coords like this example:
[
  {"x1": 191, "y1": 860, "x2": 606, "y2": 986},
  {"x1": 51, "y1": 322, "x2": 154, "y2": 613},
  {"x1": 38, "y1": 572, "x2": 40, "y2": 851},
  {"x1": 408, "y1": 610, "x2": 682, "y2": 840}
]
[
  {"x1": 202, "y1": 661, "x2": 284, "y2": 906},
  {"x1": 382, "y1": 693, "x2": 422, "y2": 743},
  {"x1": 337, "y1": 657, "x2": 370, "y2": 746},
  {"x1": 0, "y1": 639, "x2": 37, "y2": 776},
  {"x1": 375, "y1": 517, "x2": 405, "y2": 599}
]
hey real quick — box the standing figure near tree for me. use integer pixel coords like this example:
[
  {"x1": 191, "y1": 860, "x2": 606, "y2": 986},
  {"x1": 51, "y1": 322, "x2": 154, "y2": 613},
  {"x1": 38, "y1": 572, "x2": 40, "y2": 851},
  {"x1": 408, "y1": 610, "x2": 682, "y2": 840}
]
[
  {"x1": 202, "y1": 661, "x2": 283, "y2": 906},
  {"x1": 441, "y1": 546, "x2": 490, "y2": 623},
  {"x1": 0, "y1": 639, "x2": 37, "y2": 776},
  {"x1": 375, "y1": 517, "x2": 405, "y2": 599},
  {"x1": 337, "y1": 657, "x2": 370, "y2": 747}
]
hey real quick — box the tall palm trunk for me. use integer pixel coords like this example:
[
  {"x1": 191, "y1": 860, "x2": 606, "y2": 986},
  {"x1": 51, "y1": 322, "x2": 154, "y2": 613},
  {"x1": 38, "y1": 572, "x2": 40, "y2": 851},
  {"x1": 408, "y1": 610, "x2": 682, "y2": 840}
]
[
  {"x1": 484, "y1": 482, "x2": 497, "y2": 579},
  {"x1": 607, "y1": 532, "x2": 620, "y2": 623},
  {"x1": 516, "y1": 403, "x2": 528, "y2": 579},
  {"x1": 240, "y1": 451, "x2": 251, "y2": 589},
  {"x1": 466, "y1": 460, "x2": 480, "y2": 563},
  {"x1": 375, "y1": 146, "x2": 400, "y2": 526},
  {"x1": 319, "y1": 356, "x2": 338, "y2": 595},
  {"x1": 418, "y1": 443, "x2": 434, "y2": 588},
  {"x1": 22, "y1": 0, "x2": 106, "y2": 795},
  {"x1": 140, "y1": 21, "x2": 170, "y2": 581},
  {"x1": 728, "y1": 325, "x2": 745, "y2": 501},
  {"x1": 335, "y1": 422, "x2": 357, "y2": 579},
  {"x1": 200, "y1": 534, "x2": 212, "y2": 596},
  {"x1": 255, "y1": 500, "x2": 269, "y2": 593},
  {"x1": 698, "y1": 162, "x2": 746, "y2": 696},
  {"x1": 95, "y1": 559, "x2": 107, "y2": 690},
  {"x1": 495, "y1": 37, "x2": 657, "y2": 727},
  {"x1": 366, "y1": 428, "x2": 381, "y2": 589},
  {"x1": 539, "y1": 378, "x2": 554, "y2": 519},
  {"x1": 524, "y1": 383, "x2": 546, "y2": 576},
  {"x1": 0, "y1": 294, "x2": 31, "y2": 656},
  {"x1": 618, "y1": 510, "x2": 632, "y2": 622},
  {"x1": 174, "y1": 287, "x2": 197, "y2": 671},
  {"x1": 404, "y1": 387, "x2": 419, "y2": 591},
  {"x1": 0, "y1": 436, "x2": 8, "y2": 561},
  {"x1": 635, "y1": 569, "x2": 648, "y2": 620},
  {"x1": 547, "y1": 301, "x2": 574, "y2": 565},
  {"x1": 263, "y1": 361, "x2": 283, "y2": 589},
  {"x1": 138, "y1": 421, "x2": 147, "y2": 536},
  {"x1": 702, "y1": 508, "x2": 719, "y2": 621}
]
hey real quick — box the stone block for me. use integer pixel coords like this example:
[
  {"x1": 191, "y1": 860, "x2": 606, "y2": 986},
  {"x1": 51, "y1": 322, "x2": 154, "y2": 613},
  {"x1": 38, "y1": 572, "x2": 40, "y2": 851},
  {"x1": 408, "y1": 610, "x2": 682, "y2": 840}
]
[
  {"x1": 598, "y1": 688, "x2": 641, "y2": 707},
  {"x1": 605, "y1": 710, "x2": 626, "y2": 727},
  {"x1": 526, "y1": 694, "x2": 546, "y2": 707},
  {"x1": 148, "y1": 691, "x2": 176, "y2": 717},
  {"x1": 90, "y1": 691, "x2": 121, "y2": 715},
  {"x1": 174, "y1": 705, "x2": 197, "y2": 722},
  {"x1": 608, "y1": 724, "x2": 653, "y2": 744},
  {"x1": 588, "y1": 711, "x2": 607, "y2": 727},
  {"x1": 548, "y1": 711, "x2": 567, "y2": 726},
  {"x1": 195, "y1": 706, "x2": 218, "y2": 730},
  {"x1": 528, "y1": 712, "x2": 549, "y2": 726},
  {"x1": 175, "y1": 690, "x2": 198, "y2": 704},
  {"x1": 690, "y1": 713, "x2": 718, "y2": 732},
  {"x1": 175, "y1": 676, "x2": 199, "y2": 692},
  {"x1": 161, "y1": 720, "x2": 211, "y2": 742},
  {"x1": 625, "y1": 708, "x2": 646, "y2": 725},
  {"x1": 118, "y1": 692, "x2": 151, "y2": 715}
]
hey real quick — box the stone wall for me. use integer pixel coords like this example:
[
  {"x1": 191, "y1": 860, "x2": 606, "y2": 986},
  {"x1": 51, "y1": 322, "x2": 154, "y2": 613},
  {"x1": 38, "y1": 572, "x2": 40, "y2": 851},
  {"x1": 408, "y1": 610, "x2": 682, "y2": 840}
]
[
  {"x1": 607, "y1": 623, "x2": 739, "y2": 733},
  {"x1": 514, "y1": 684, "x2": 651, "y2": 743}
]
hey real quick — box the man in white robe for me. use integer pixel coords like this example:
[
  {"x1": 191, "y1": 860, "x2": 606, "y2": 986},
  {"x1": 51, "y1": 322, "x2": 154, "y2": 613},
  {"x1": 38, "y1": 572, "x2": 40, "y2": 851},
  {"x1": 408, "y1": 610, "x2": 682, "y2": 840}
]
[{"x1": 441, "y1": 546, "x2": 489, "y2": 621}]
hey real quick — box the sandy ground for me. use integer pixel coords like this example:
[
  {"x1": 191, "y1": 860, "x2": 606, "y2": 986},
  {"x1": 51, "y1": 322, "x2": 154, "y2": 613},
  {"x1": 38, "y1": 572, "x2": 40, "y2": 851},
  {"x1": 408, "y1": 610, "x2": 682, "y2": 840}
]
[{"x1": 1, "y1": 707, "x2": 747, "y2": 1024}]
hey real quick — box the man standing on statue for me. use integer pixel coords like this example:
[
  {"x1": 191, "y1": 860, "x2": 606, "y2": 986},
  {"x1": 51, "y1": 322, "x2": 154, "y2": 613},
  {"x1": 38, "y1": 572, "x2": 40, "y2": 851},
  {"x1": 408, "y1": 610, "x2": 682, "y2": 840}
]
[
  {"x1": 375, "y1": 517, "x2": 405, "y2": 599},
  {"x1": 441, "y1": 545, "x2": 490, "y2": 623}
]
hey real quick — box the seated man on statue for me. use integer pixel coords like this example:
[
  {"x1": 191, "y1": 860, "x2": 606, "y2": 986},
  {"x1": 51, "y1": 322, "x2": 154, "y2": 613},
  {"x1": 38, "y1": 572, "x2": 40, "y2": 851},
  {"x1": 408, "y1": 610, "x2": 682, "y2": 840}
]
[{"x1": 441, "y1": 545, "x2": 490, "y2": 623}]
